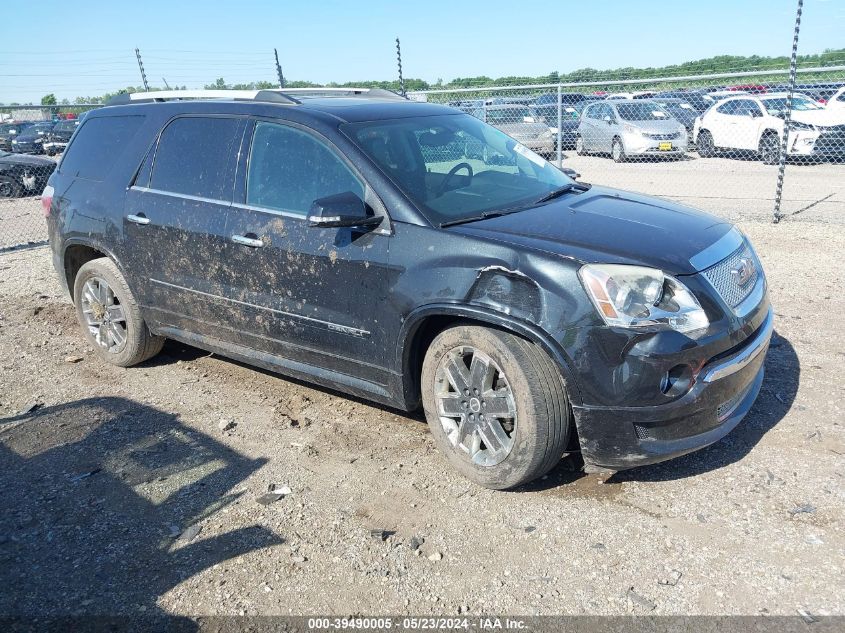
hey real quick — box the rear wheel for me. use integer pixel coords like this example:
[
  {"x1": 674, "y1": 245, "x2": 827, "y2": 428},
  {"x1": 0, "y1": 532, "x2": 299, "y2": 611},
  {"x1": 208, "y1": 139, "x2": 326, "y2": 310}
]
[
  {"x1": 73, "y1": 258, "x2": 164, "y2": 367},
  {"x1": 759, "y1": 132, "x2": 781, "y2": 165},
  {"x1": 696, "y1": 130, "x2": 715, "y2": 158},
  {"x1": 611, "y1": 137, "x2": 627, "y2": 163},
  {"x1": 421, "y1": 325, "x2": 571, "y2": 489},
  {"x1": 0, "y1": 175, "x2": 20, "y2": 198}
]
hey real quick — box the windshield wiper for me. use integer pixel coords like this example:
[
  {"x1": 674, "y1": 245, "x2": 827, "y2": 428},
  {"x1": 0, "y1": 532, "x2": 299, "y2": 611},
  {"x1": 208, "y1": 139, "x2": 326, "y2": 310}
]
[
  {"x1": 440, "y1": 210, "x2": 511, "y2": 228},
  {"x1": 534, "y1": 182, "x2": 590, "y2": 205}
]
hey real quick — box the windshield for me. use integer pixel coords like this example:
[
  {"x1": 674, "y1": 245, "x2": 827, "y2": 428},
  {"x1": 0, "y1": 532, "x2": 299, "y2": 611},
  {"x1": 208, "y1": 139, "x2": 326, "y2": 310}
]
[
  {"x1": 761, "y1": 96, "x2": 822, "y2": 115},
  {"x1": 343, "y1": 113, "x2": 573, "y2": 226},
  {"x1": 615, "y1": 103, "x2": 670, "y2": 121},
  {"x1": 29, "y1": 123, "x2": 53, "y2": 133},
  {"x1": 54, "y1": 120, "x2": 78, "y2": 131},
  {"x1": 485, "y1": 107, "x2": 529, "y2": 124}
]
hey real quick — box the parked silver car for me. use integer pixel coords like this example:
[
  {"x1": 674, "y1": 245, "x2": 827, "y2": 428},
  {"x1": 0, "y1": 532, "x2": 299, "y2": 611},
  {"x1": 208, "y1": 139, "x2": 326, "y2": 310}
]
[
  {"x1": 484, "y1": 104, "x2": 555, "y2": 156},
  {"x1": 577, "y1": 100, "x2": 688, "y2": 161}
]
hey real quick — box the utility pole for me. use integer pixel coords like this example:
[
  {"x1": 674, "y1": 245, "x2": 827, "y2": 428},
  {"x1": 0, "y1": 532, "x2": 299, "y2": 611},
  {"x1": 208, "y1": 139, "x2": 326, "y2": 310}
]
[
  {"x1": 135, "y1": 48, "x2": 150, "y2": 91},
  {"x1": 395, "y1": 38, "x2": 406, "y2": 97},
  {"x1": 274, "y1": 48, "x2": 285, "y2": 89}
]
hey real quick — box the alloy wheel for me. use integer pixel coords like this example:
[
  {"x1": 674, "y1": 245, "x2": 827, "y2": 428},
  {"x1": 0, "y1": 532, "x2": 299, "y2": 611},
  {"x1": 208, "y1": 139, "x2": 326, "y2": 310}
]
[
  {"x1": 433, "y1": 346, "x2": 517, "y2": 467},
  {"x1": 80, "y1": 276, "x2": 128, "y2": 353}
]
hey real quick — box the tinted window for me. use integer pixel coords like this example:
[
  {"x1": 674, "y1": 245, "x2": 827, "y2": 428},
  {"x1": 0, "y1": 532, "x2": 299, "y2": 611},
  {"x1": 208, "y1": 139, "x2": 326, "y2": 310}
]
[
  {"x1": 717, "y1": 101, "x2": 739, "y2": 115},
  {"x1": 151, "y1": 117, "x2": 240, "y2": 200},
  {"x1": 246, "y1": 122, "x2": 363, "y2": 215},
  {"x1": 59, "y1": 115, "x2": 145, "y2": 181},
  {"x1": 616, "y1": 103, "x2": 669, "y2": 121},
  {"x1": 733, "y1": 100, "x2": 762, "y2": 116}
]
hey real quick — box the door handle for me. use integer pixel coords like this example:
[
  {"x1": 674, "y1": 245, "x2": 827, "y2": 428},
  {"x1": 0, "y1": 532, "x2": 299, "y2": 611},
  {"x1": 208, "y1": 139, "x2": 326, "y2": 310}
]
[
  {"x1": 126, "y1": 214, "x2": 150, "y2": 225},
  {"x1": 231, "y1": 234, "x2": 264, "y2": 248}
]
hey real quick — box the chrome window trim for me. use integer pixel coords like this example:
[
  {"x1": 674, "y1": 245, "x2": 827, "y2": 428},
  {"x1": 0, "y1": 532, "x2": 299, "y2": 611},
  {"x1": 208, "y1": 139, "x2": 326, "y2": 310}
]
[
  {"x1": 130, "y1": 185, "x2": 230, "y2": 206},
  {"x1": 689, "y1": 228, "x2": 744, "y2": 272}
]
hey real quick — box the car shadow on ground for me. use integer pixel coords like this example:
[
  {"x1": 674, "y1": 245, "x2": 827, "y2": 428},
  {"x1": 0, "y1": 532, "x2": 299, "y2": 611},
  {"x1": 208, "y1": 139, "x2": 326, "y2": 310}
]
[
  {"x1": 523, "y1": 329, "x2": 800, "y2": 491},
  {"x1": 0, "y1": 396, "x2": 282, "y2": 623},
  {"x1": 146, "y1": 339, "x2": 430, "y2": 426}
]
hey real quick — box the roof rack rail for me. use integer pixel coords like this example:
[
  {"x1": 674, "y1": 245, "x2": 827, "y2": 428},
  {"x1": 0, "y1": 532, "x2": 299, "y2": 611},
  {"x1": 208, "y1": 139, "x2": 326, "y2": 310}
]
[
  {"x1": 106, "y1": 89, "x2": 300, "y2": 107},
  {"x1": 105, "y1": 87, "x2": 409, "y2": 107},
  {"x1": 280, "y1": 87, "x2": 408, "y2": 100}
]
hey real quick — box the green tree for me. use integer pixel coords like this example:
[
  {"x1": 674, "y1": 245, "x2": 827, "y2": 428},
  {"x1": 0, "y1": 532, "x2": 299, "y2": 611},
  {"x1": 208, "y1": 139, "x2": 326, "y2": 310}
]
[{"x1": 41, "y1": 94, "x2": 57, "y2": 106}]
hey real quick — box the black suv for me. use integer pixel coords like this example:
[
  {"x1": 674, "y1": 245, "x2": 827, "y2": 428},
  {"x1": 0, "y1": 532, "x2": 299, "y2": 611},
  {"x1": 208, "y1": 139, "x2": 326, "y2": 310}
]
[{"x1": 45, "y1": 88, "x2": 772, "y2": 489}]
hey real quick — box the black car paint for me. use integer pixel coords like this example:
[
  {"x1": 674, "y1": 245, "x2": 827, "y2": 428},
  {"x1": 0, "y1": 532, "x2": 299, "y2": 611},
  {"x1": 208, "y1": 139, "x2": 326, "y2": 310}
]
[
  {"x1": 0, "y1": 122, "x2": 34, "y2": 151},
  {"x1": 0, "y1": 151, "x2": 56, "y2": 197},
  {"x1": 43, "y1": 119, "x2": 81, "y2": 155},
  {"x1": 46, "y1": 98, "x2": 770, "y2": 471},
  {"x1": 10, "y1": 122, "x2": 54, "y2": 154}
]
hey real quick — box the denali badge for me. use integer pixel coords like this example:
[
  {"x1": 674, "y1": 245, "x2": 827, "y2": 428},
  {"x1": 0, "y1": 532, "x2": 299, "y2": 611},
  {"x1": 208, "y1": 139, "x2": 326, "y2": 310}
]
[{"x1": 731, "y1": 257, "x2": 755, "y2": 287}]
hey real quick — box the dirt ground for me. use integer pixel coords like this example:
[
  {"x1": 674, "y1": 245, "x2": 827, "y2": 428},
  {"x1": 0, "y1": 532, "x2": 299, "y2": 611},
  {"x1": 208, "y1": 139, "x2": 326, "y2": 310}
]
[{"x1": 1, "y1": 201, "x2": 844, "y2": 620}]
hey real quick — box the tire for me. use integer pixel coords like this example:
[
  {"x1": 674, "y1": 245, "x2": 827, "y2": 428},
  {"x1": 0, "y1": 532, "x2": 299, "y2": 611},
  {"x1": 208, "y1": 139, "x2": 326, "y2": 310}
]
[
  {"x1": 421, "y1": 324, "x2": 571, "y2": 490},
  {"x1": 73, "y1": 258, "x2": 165, "y2": 367},
  {"x1": 575, "y1": 135, "x2": 586, "y2": 156},
  {"x1": 0, "y1": 175, "x2": 20, "y2": 198},
  {"x1": 611, "y1": 137, "x2": 627, "y2": 163},
  {"x1": 697, "y1": 130, "x2": 715, "y2": 158},
  {"x1": 759, "y1": 132, "x2": 780, "y2": 165}
]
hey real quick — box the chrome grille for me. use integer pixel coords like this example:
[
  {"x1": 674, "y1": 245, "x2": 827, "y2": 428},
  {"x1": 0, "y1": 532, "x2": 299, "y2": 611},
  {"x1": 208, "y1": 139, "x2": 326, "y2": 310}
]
[
  {"x1": 702, "y1": 241, "x2": 759, "y2": 309},
  {"x1": 646, "y1": 132, "x2": 680, "y2": 140}
]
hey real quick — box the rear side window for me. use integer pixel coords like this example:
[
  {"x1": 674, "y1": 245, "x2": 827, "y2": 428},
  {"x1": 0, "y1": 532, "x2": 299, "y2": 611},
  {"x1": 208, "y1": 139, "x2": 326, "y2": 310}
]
[
  {"x1": 150, "y1": 117, "x2": 241, "y2": 201},
  {"x1": 717, "y1": 101, "x2": 739, "y2": 115},
  {"x1": 245, "y1": 122, "x2": 363, "y2": 215},
  {"x1": 59, "y1": 115, "x2": 144, "y2": 181}
]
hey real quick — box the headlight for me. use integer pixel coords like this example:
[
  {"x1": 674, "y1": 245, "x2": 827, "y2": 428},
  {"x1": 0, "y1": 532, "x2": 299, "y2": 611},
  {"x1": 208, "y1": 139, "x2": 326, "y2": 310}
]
[
  {"x1": 790, "y1": 121, "x2": 813, "y2": 131},
  {"x1": 579, "y1": 264, "x2": 709, "y2": 333},
  {"x1": 11, "y1": 139, "x2": 17, "y2": 144}
]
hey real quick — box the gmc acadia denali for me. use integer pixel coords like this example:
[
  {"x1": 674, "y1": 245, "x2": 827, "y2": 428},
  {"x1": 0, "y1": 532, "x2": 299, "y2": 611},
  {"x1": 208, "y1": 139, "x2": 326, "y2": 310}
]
[{"x1": 45, "y1": 88, "x2": 772, "y2": 489}]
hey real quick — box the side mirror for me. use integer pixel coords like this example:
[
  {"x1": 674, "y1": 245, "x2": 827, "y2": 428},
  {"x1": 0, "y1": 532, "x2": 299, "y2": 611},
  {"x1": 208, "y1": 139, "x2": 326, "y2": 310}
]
[
  {"x1": 603, "y1": 115, "x2": 612, "y2": 124},
  {"x1": 308, "y1": 191, "x2": 382, "y2": 229}
]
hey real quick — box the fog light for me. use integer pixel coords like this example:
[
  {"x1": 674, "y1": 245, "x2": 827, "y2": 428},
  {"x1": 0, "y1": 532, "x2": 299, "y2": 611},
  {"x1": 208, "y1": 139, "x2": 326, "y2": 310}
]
[{"x1": 660, "y1": 364, "x2": 693, "y2": 397}]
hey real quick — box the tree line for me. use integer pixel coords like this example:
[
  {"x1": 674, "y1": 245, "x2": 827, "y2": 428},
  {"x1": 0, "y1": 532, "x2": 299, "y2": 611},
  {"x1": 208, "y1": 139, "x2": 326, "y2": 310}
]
[{"x1": 8, "y1": 47, "x2": 844, "y2": 107}]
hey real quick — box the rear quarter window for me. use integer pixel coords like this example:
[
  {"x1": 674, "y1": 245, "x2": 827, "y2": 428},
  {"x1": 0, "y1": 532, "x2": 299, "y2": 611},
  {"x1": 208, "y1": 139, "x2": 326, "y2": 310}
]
[{"x1": 59, "y1": 115, "x2": 145, "y2": 181}]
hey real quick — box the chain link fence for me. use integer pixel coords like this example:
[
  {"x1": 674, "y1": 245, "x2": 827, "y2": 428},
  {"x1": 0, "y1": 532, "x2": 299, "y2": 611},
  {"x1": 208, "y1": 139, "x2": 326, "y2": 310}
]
[
  {"x1": 1, "y1": 105, "x2": 100, "y2": 250},
  {"x1": 2, "y1": 65, "x2": 844, "y2": 249},
  {"x1": 407, "y1": 63, "x2": 845, "y2": 225}
]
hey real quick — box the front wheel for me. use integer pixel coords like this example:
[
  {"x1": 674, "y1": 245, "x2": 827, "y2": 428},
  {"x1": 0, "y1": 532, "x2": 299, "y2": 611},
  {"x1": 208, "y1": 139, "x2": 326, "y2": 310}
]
[
  {"x1": 697, "y1": 130, "x2": 715, "y2": 158},
  {"x1": 421, "y1": 325, "x2": 571, "y2": 489},
  {"x1": 0, "y1": 175, "x2": 21, "y2": 198},
  {"x1": 73, "y1": 258, "x2": 165, "y2": 367},
  {"x1": 575, "y1": 135, "x2": 586, "y2": 156},
  {"x1": 611, "y1": 137, "x2": 627, "y2": 163},
  {"x1": 759, "y1": 133, "x2": 781, "y2": 165}
]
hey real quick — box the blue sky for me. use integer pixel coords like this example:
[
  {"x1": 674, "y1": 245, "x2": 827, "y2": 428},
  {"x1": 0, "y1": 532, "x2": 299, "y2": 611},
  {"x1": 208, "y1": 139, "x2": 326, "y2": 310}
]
[{"x1": 1, "y1": 0, "x2": 842, "y2": 103}]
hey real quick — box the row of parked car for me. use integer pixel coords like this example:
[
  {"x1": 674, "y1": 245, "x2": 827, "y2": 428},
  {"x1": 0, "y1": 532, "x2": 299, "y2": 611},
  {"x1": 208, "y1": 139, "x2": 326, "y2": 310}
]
[
  {"x1": 0, "y1": 118, "x2": 80, "y2": 156},
  {"x1": 447, "y1": 83, "x2": 845, "y2": 164},
  {"x1": 0, "y1": 119, "x2": 76, "y2": 198}
]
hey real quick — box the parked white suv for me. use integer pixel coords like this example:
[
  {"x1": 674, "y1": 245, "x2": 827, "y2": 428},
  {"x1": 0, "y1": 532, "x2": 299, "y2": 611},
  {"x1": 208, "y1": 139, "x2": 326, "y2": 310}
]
[
  {"x1": 827, "y1": 86, "x2": 845, "y2": 113},
  {"x1": 694, "y1": 92, "x2": 845, "y2": 163}
]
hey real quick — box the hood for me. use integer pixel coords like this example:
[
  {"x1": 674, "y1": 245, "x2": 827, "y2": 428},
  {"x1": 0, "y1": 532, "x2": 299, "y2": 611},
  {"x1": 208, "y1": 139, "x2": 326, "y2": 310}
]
[
  {"x1": 621, "y1": 118, "x2": 683, "y2": 134},
  {"x1": 495, "y1": 122, "x2": 550, "y2": 138},
  {"x1": 449, "y1": 185, "x2": 733, "y2": 275},
  {"x1": 790, "y1": 109, "x2": 845, "y2": 126},
  {"x1": 0, "y1": 153, "x2": 55, "y2": 167},
  {"x1": 14, "y1": 132, "x2": 44, "y2": 143}
]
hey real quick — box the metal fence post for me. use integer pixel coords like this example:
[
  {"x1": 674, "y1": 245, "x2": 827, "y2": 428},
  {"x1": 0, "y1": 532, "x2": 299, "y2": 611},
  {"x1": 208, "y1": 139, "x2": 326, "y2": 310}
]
[
  {"x1": 556, "y1": 85, "x2": 563, "y2": 168},
  {"x1": 773, "y1": 0, "x2": 804, "y2": 223}
]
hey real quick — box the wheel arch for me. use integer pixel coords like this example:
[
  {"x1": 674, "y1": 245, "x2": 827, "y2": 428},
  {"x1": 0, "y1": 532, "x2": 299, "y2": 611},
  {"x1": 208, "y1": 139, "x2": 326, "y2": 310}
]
[
  {"x1": 396, "y1": 303, "x2": 583, "y2": 411},
  {"x1": 62, "y1": 239, "x2": 127, "y2": 298}
]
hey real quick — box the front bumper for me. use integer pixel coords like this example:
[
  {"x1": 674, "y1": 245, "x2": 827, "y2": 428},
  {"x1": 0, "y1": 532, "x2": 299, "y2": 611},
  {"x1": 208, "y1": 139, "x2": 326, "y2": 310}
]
[
  {"x1": 42, "y1": 141, "x2": 68, "y2": 153},
  {"x1": 572, "y1": 307, "x2": 773, "y2": 470},
  {"x1": 515, "y1": 137, "x2": 555, "y2": 155},
  {"x1": 622, "y1": 131, "x2": 688, "y2": 156}
]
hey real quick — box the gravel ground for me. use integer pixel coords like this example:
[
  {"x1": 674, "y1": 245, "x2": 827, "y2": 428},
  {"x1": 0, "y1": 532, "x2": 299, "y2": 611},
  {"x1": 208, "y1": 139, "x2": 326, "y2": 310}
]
[{"x1": 0, "y1": 175, "x2": 844, "y2": 620}]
